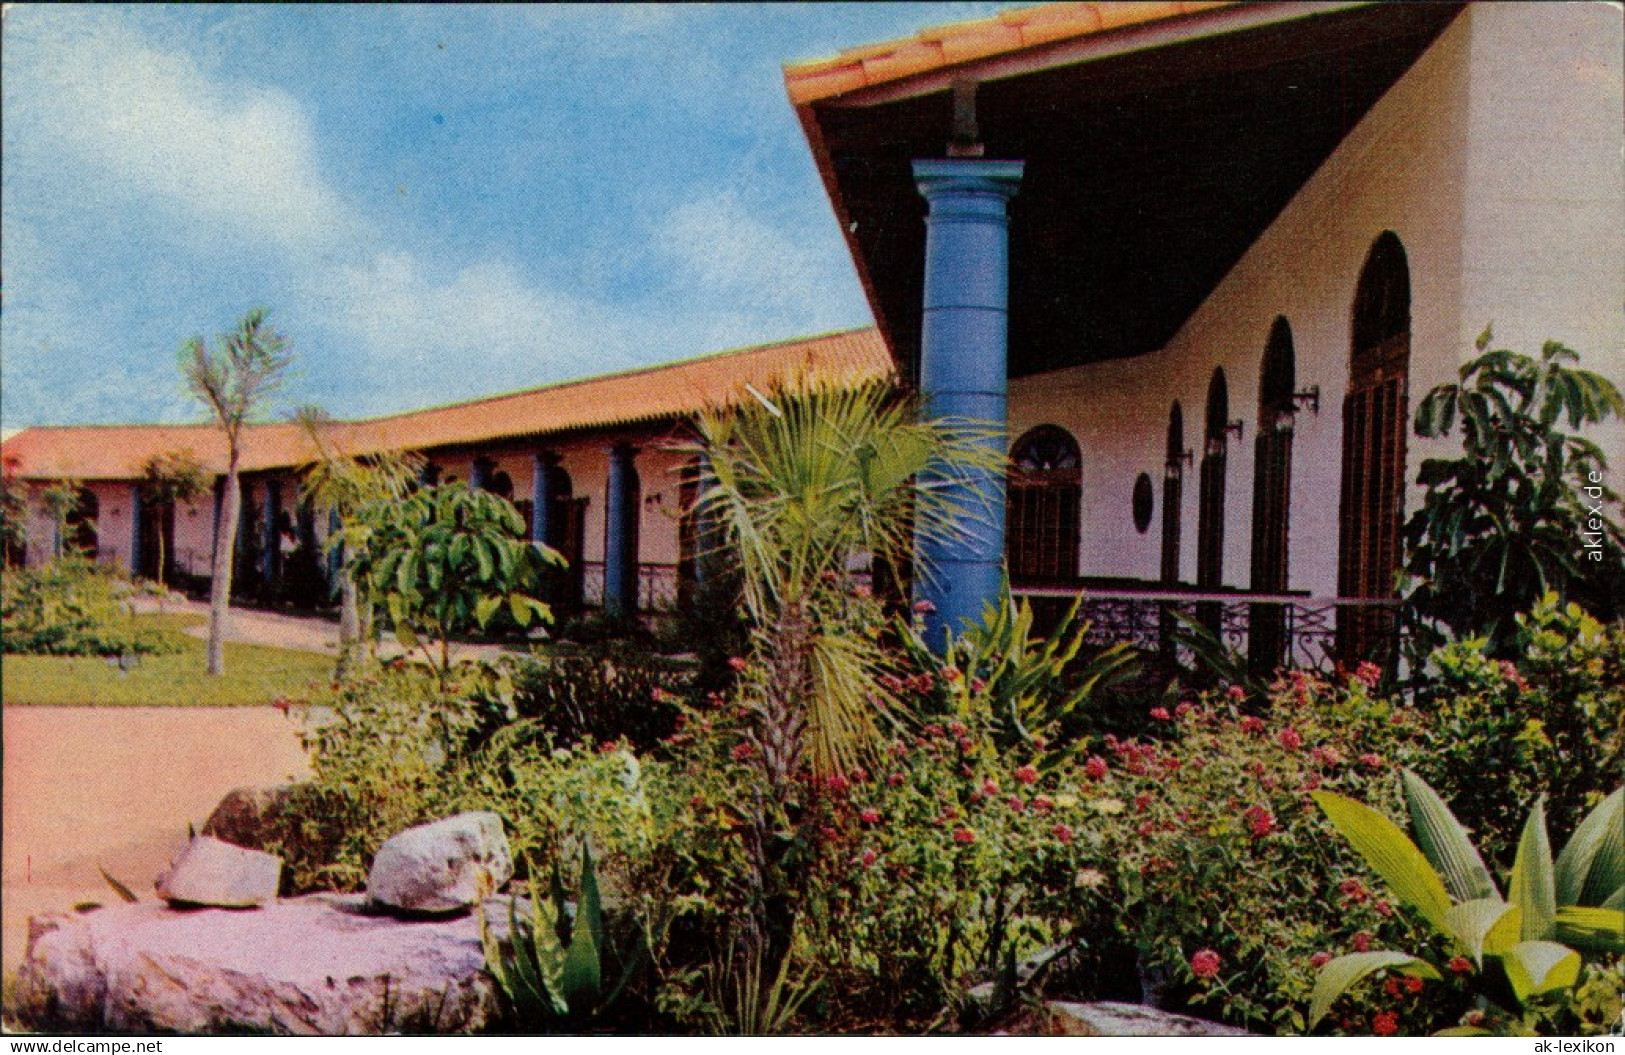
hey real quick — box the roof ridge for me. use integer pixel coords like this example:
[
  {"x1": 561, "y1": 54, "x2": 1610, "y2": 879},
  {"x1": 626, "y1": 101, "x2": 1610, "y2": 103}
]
[{"x1": 343, "y1": 326, "x2": 880, "y2": 426}]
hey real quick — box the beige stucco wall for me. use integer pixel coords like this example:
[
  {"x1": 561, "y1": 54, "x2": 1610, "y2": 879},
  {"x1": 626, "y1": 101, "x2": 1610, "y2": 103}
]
[{"x1": 1009, "y1": 2, "x2": 1622, "y2": 599}]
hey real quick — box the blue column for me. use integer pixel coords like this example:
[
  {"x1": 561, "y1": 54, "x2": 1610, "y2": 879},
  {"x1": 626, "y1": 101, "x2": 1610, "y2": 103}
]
[
  {"x1": 129, "y1": 483, "x2": 144, "y2": 577},
  {"x1": 530, "y1": 452, "x2": 556, "y2": 548},
  {"x1": 470, "y1": 458, "x2": 492, "y2": 491},
  {"x1": 603, "y1": 444, "x2": 640, "y2": 619},
  {"x1": 912, "y1": 159, "x2": 1024, "y2": 650}
]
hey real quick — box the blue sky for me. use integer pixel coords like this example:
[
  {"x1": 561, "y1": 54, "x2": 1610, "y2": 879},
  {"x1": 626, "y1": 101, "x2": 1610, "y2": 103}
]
[{"x1": 2, "y1": 3, "x2": 1012, "y2": 428}]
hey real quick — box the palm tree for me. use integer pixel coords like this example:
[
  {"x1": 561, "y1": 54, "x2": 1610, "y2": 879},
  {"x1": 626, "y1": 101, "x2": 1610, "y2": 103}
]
[
  {"x1": 294, "y1": 406, "x2": 422, "y2": 677},
  {"x1": 181, "y1": 309, "x2": 294, "y2": 676},
  {"x1": 691, "y1": 377, "x2": 1003, "y2": 780},
  {"x1": 688, "y1": 376, "x2": 1003, "y2": 977}
]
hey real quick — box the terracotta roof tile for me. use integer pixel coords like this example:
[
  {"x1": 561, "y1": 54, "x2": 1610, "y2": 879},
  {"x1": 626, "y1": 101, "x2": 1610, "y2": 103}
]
[
  {"x1": 1, "y1": 329, "x2": 894, "y2": 483},
  {"x1": 784, "y1": 1, "x2": 1230, "y2": 105}
]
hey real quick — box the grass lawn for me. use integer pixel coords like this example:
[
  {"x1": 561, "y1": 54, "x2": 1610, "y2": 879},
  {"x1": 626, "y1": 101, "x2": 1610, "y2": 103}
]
[{"x1": 2, "y1": 614, "x2": 336, "y2": 707}]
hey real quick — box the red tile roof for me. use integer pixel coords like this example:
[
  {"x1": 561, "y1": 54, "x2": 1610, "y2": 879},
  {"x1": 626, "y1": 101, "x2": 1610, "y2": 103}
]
[
  {"x1": 0, "y1": 329, "x2": 893, "y2": 482},
  {"x1": 784, "y1": 2, "x2": 1234, "y2": 105}
]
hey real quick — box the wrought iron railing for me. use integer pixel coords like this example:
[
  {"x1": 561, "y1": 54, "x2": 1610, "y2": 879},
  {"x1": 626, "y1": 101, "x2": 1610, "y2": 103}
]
[
  {"x1": 578, "y1": 561, "x2": 681, "y2": 613},
  {"x1": 1011, "y1": 585, "x2": 1402, "y2": 674}
]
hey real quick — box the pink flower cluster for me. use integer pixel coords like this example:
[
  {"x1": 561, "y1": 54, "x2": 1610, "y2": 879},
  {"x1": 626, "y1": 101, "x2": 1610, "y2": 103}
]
[
  {"x1": 1189, "y1": 948, "x2": 1222, "y2": 980},
  {"x1": 1243, "y1": 804, "x2": 1276, "y2": 839}
]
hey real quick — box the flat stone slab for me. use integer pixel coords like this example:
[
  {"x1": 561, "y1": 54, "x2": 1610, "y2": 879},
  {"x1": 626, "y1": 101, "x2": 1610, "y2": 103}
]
[
  {"x1": 14, "y1": 893, "x2": 515, "y2": 1035},
  {"x1": 1045, "y1": 1001, "x2": 1253, "y2": 1037}
]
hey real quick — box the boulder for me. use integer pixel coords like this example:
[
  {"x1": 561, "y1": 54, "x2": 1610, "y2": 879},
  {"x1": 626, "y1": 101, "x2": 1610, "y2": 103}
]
[
  {"x1": 200, "y1": 784, "x2": 300, "y2": 849},
  {"x1": 14, "y1": 894, "x2": 514, "y2": 1034},
  {"x1": 1043, "y1": 1001, "x2": 1253, "y2": 1037},
  {"x1": 366, "y1": 812, "x2": 513, "y2": 915},
  {"x1": 155, "y1": 836, "x2": 282, "y2": 908}
]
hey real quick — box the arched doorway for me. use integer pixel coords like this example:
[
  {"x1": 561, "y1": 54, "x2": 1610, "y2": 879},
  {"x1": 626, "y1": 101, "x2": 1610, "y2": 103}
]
[
  {"x1": 1337, "y1": 232, "x2": 1410, "y2": 663},
  {"x1": 1161, "y1": 402, "x2": 1186, "y2": 585},
  {"x1": 544, "y1": 466, "x2": 584, "y2": 615},
  {"x1": 1197, "y1": 370, "x2": 1230, "y2": 590},
  {"x1": 65, "y1": 487, "x2": 99, "y2": 559},
  {"x1": 1008, "y1": 425, "x2": 1081, "y2": 583},
  {"x1": 1250, "y1": 317, "x2": 1296, "y2": 673},
  {"x1": 1196, "y1": 370, "x2": 1231, "y2": 640}
]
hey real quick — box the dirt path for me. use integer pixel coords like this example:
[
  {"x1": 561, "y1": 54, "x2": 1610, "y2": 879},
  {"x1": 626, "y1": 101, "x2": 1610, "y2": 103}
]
[
  {"x1": 130, "y1": 596, "x2": 514, "y2": 663},
  {"x1": 2, "y1": 706, "x2": 312, "y2": 976}
]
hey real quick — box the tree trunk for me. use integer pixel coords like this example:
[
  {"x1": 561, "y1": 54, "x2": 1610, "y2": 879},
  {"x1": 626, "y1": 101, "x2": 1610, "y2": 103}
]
[
  {"x1": 207, "y1": 462, "x2": 241, "y2": 677},
  {"x1": 336, "y1": 565, "x2": 360, "y2": 679}
]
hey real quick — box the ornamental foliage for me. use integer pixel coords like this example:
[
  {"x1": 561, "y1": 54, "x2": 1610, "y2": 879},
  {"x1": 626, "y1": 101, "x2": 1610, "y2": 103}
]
[{"x1": 1403, "y1": 329, "x2": 1624, "y2": 658}]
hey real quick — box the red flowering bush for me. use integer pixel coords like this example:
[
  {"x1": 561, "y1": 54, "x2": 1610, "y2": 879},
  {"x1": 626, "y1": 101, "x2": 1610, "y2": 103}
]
[
  {"x1": 797, "y1": 709, "x2": 1115, "y2": 1023},
  {"x1": 1074, "y1": 675, "x2": 1436, "y2": 1034}
]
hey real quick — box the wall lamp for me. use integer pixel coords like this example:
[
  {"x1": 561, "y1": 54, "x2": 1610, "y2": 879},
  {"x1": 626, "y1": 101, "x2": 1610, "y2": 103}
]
[{"x1": 1292, "y1": 385, "x2": 1322, "y2": 416}]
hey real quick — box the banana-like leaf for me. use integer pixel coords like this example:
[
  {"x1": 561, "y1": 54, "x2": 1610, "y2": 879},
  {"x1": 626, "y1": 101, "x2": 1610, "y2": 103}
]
[
  {"x1": 1444, "y1": 898, "x2": 1521, "y2": 965},
  {"x1": 1603, "y1": 884, "x2": 1625, "y2": 912},
  {"x1": 1402, "y1": 769, "x2": 1499, "y2": 903},
  {"x1": 1308, "y1": 951, "x2": 1440, "y2": 1029},
  {"x1": 1555, "y1": 788, "x2": 1624, "y2": 908},
  {"x1": 1508, "y1": 798, "x2": 1556, "y2": 941},
  {"x1": 1500, "y1": 940, "x2": 1580, "y2": 1004},
  {"x1": 1312, "y1": 791, "x2": 1454, "y2": 934},
  {"x1": 1553, "y1": 905, "x2": 1625, "y2": 955}
]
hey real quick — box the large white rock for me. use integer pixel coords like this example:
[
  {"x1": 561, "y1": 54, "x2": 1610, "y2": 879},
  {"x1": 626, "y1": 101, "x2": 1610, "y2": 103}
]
[
  {"x1": 14, "y1": 894, "x2": 513, "y2": 1034},
  {"x1": 1044, "y1": 1001, "x2": 1253, "y2": 1037},
  {"x1": 366, "y1": 812, "x2": 513, "y2": 915},
  {"x1": 155, "y1": 836, "x2": 282, "y2": 908}
]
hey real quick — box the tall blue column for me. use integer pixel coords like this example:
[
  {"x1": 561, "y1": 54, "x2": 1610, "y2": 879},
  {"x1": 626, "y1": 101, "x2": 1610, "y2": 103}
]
[
  {"x1": 912, "y1": 159, "x2": 1024, "y2": 650},
  {"x1": 129, "y1": 483, "x2": 144, "y2": 577},
  {"x1": 602, "y1": 444, "x2": 640, "y2": 619},
  {"x1": 470, "y1": 458, "x2": 492, "y2": 491},
  {"x1": 530, "y1": 452, "x2": 557, "y2": 548}
]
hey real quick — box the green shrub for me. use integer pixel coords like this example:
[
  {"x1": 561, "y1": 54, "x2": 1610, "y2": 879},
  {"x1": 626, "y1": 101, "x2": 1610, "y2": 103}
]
[
  {"x1": 281, "y1": 659, "x2": 493, "y2": 891},
  {"x1": 1408, "y1": 595, "x2": 1625, "y2": 868},
  {"x1": 1, "y1": 557, "x2": 182, "y2": 656},
  {"x1": 508, "y1": 645, "x2": 695, "y2": 752}
]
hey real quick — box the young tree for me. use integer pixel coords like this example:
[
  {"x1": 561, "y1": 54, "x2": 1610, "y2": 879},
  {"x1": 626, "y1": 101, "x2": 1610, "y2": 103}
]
[
  {"x1": 1, "y1": 476, "x2": 30, "y2": 567},
  {"x1": 347, "y1": 482, "x2": 560, "y2": 696},
  {"x1": 181, "y1": 309, "x2": 294, "y2": 676},
  {"x1": 1403, "y1": 329, "x2": 1625, "y2": 658},
  {"x1": 40, "y1": 480, "x2": 85, "y2": 559},
  {"x1": 294, "y1": 405, "x2": 422, "y2": 677},
  {"x1": 137, "y1": 449, "x2": 209, "y2": 589}
]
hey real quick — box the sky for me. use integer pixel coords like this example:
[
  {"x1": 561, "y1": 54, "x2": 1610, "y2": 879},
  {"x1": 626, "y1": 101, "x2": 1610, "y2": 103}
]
[{"x1": 1, "y1": 3, "x2": 1014, "y2": 429}]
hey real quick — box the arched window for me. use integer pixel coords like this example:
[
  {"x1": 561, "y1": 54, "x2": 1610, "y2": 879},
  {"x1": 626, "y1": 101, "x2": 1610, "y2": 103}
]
[
  {"x1": 1338, "y1": 232, "x2": 1411, "y2": 663},
  {"x1": 1008, "y1": 425, "x2": 1081, "y2": 583},
  {"x1": 544, "y1": 466, "x2": 584, "y2": 614},
  {"x1": 1250, "y1": 317, "x2": 1296, "y2": 673},
  {"x1": 489, "y1": 471, "x2": 514, "y2": 501},
  {"x1": 1197, "y1": 370, "x2": 1229, "y2": 590},
  {"x1": 1160, "y1": 402, "x2": 1186, "y2": 584}
]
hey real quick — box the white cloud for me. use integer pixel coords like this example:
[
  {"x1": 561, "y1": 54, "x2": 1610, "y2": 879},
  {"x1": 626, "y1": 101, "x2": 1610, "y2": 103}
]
[
  {"x1": 655, "y1": 190, "x2": 853, "y2": 319},
  {"x1": 9, "y1": 10, "x2": 361, "y2": 254},
  {"x1": 315, "y1": 252, "x2": 624, "y2": 408}
]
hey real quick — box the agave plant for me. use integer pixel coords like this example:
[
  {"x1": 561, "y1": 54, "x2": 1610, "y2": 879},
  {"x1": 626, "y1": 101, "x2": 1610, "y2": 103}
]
[
  {"x1": 479, "y1": 844, "x2": 653, "y2": 1031},
  {"x1": 1308, "y1": 772, "x2": 1623, "y2": 1033},
  {"x1": 907, "y1": 587, "x2": 1138, "y2": 759}
]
